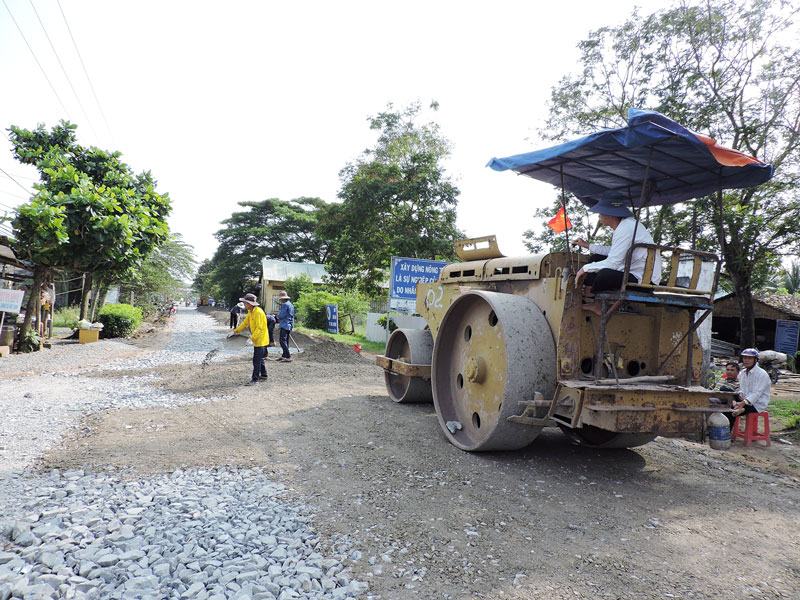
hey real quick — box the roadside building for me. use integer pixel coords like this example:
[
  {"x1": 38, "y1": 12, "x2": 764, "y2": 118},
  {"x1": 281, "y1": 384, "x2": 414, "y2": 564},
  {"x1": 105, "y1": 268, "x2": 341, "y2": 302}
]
[
  {"x1": 259, "y1": 259, "x2": 327, "y2": 312},
  {"x1": 713, "y1": 293, "x2": 800, "y2": 350}
]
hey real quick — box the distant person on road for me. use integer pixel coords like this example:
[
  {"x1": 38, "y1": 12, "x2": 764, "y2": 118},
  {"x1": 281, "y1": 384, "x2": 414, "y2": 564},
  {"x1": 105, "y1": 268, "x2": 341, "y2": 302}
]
[
  {"x1": 266, "y1": 313, "x2": 276, "y2": 350},
  {"x1": 275, "y1": 290, "x2": 295, "y2": 362},
  {"x1": 727, "y1": 348, "x2": 771, "y2": 428},
  {"x1": 229, "y1": 302, "x2": 244, "y2": 328},
  {"x1": 228, "y1": 293, "x2": 269, "y2": 385}
]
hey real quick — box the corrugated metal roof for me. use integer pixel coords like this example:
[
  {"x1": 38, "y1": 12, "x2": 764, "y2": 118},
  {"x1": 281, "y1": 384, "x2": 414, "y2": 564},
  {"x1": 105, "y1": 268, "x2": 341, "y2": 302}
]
[{"x1": 261, "y1": 259, "x2": 326, "y2": 284}]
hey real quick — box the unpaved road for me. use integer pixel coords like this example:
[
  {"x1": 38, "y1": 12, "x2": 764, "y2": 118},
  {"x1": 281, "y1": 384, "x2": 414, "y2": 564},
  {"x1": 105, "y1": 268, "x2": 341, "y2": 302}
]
[{"x1": 27, "y1": 309, "x2": 800, "y2": 599}]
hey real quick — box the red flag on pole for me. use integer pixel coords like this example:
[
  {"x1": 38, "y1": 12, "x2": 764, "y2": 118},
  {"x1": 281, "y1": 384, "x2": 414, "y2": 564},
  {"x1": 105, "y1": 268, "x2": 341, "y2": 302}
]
[{"x1": 547, "y1": 205, "x2": 572, "y2": 233}]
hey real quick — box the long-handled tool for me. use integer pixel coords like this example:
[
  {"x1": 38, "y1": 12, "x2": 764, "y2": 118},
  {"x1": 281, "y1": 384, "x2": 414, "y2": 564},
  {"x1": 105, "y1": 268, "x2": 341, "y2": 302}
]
[{"x1": 288, "y1": 332, "x2": 302, "y2": 352}]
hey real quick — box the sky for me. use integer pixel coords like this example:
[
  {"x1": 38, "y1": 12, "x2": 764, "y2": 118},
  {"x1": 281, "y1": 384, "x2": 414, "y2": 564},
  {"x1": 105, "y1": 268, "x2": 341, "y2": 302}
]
[{"x1": 0, "y1": 0, "x2": 660, "y2": 264}]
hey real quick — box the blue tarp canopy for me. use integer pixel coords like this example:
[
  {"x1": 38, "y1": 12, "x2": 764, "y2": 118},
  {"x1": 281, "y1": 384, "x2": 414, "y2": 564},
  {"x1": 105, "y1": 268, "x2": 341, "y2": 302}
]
[{"x1": 487, "y1": 108, "x2": 774, "y2": 208}]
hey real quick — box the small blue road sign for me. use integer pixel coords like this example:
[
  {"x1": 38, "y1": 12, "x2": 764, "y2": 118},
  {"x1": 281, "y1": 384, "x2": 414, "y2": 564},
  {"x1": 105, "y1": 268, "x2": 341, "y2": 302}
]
[{"x1": 325, "y1": 304, "x2": 339, "y2": 334}]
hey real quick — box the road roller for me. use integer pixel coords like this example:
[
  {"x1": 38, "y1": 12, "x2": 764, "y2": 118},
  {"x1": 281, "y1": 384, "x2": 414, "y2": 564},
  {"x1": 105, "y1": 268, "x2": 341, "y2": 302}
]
[{"x1": 376, "y1": 109, "x2": 774, "y2": 451}]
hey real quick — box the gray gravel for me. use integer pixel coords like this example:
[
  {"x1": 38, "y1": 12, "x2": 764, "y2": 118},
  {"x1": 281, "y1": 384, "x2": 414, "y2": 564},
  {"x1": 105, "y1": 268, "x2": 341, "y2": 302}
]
[{"x1": 0, "y1": 308, "x2": 367, "y2": 599}]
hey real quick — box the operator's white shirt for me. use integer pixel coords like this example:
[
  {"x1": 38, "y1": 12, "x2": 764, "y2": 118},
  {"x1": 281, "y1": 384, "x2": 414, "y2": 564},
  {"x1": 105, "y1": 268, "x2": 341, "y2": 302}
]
[
  {"x1": 739, "y1": 364, "x2": 772, "y2": 412},
  {"x1": 584, "y1": 217, "x2": 663, "y2": 284}
]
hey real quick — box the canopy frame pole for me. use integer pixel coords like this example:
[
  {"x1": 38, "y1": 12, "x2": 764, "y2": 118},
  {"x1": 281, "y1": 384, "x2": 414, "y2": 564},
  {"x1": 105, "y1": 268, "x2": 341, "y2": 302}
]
[
  {"x1": 559, "y1": 166, "x2": 575, "y2": 274},
  {"x1": 594, "y1": 147, "x2": 653, "y2": 382},
  {"x1": 621, "y1": 146, "x2": 654, "y2": 295}
]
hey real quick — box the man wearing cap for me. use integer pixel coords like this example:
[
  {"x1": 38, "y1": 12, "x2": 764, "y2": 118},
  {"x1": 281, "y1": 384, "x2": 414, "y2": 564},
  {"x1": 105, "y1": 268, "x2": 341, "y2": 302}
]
[
  {"x1": 228, "y1": 293, "x2": 269, "y2": 385},
  {"x1": 727, "y1": 348, "x2": 771, "y2": 427},
  {"x1": 275, "y1": 290, "x2": 295, "y2": 362},
  {"x1": 572, "y1": 190, "x2": 662, "y2": 316}
]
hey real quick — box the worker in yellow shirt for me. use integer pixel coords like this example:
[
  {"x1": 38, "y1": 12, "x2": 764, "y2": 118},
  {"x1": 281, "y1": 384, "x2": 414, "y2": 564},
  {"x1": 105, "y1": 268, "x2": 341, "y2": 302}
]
[{"x1": 228, "y1": 293, "x2": 269, "y2": 385}]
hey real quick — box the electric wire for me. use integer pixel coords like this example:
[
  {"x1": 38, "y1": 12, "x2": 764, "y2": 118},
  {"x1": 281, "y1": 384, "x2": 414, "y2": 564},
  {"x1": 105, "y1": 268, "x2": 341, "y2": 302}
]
[
  {"x1": 0, "y1": 171, "x2": 38, "y2": 181},
  {"x1": 0, "y1": 190, "x2": 31, "y2": 202},
  {"x1": 56, "y1": 0, "x2": 113, "y2": 142},
  {"x1": 2, "y1": 0, "x2": 73, "y2": 120},
  {"x1": 29, "y1": 0, "x2": 99, "y2": 139},
  {"x1": 0, "y1": 168, "x2": 34, "y2": 195}
]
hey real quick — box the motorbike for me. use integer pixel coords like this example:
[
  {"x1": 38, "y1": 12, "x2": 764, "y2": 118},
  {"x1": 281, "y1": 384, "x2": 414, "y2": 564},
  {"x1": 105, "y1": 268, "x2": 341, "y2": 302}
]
[
  {"x1": 760, "y1": 359, "x2": 780, "y2": 384},
  {"x1": 758, "y1": 350, "x2": 786, "y2": 384}
]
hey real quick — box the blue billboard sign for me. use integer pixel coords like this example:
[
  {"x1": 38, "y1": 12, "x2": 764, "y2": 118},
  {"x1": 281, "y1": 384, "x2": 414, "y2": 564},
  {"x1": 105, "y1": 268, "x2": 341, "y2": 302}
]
[
  {"x1": 390, "y1": 257, "x2": 448, "y2": 300},
  {"x1": 774, "y1": 319, "x2": 799, "y2": 355},
  {"x1": 325, "y1": 304, "x2": 339, "y2": 334}
]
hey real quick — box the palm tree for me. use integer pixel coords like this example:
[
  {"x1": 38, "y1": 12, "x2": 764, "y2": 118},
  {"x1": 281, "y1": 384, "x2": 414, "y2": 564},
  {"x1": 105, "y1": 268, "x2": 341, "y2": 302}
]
[{"x1": 783, "y1": 260, "x2": 800, "y2": 295}]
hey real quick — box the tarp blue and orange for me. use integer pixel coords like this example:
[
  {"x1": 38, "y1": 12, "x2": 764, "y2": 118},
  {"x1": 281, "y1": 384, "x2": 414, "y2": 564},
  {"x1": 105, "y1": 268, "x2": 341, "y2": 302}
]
[{"x1": 487, "y1": 108, "x2": 773, "y2": 208}]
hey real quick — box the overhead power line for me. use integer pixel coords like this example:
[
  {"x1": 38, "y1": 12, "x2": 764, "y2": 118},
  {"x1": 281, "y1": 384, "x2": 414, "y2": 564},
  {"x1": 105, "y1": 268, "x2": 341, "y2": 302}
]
[
  {"x1": 29, "y1": 0, "x2": 98, "y2": 139},
  {"x1": 56, "y1": 0, "x2": 113, "y2": 142},
  {"x1": 1, "y1": 170, "x2": 38, "y2": 181},
  {"x1": 0, "y1": 189, "x2": 31, "y2": 202},
  {"x1": 0, "y1": 168, "x2": 34, "y2": 195},
  {"x1": 2, "y1": 0, "x2": 73, "y2": 120}
]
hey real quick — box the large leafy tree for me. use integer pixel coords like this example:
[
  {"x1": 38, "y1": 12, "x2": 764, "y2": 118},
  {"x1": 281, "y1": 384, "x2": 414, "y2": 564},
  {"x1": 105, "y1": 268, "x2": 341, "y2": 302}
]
[
  {"x1": 320, "y1": 102, "x2": 462, "y2": 297},
  {"x1": 538, "y1": 0, "x2": 800, "y2": 347},
  {"x1": 119, "y1": 234, "x2": 196, "y2": 310},
  {"x1": 9, "y1": 121, "x2": 171, "y2": 338},
  {"x1": 192, "y1": 259, "x2": 217, "y2": 300},
  {"x1": 206, "y1": 197, "x2": 330, "y2": 304}
]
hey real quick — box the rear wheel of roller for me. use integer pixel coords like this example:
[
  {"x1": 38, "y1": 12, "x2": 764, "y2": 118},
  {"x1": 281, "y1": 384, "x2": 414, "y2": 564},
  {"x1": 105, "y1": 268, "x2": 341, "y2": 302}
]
[{"x1": 384, "y1": 328, "x2": 433, "y2": 403}]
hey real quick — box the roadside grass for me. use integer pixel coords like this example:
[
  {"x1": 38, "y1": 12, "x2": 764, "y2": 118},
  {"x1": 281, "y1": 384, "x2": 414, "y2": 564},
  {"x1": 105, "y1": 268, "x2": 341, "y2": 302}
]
[
  {"x1": 768, "y1": 398, "x2": 800, "y2": 439},
  {"x1": 295, "y1": 326, "x2": 386, "y2": 355},
  {"x1": 53, "y1": 306, "x2": 80, "y2": 328}
]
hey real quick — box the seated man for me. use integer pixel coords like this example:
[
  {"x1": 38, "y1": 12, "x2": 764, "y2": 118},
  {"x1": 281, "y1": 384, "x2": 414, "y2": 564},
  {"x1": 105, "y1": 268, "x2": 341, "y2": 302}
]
[
  {"x1": 727, "y1": 348, "x2": 771, "y2": 428},
  {"x1": 573, "y1": 190, "x2": 663, "y2": 316},
  {"x1": 718, "y1": 361, "x2": 740, "y2": 392}
]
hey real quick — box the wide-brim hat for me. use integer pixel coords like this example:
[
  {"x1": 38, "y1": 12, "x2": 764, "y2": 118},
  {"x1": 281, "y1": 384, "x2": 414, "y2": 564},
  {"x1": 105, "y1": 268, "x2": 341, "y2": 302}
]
[
  {"x1": 589, "y1": 190, "x2": 634, "y2": 218},
  {"x1": 239, "y1": 293, "x2": 259, "y2": 306},
  {"x1": 276, "y1": 290, "x2": 291, "y2": 301}
]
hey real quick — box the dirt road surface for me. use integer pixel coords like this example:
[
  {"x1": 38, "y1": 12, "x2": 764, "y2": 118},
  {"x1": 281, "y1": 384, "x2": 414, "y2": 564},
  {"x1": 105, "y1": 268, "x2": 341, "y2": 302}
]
[{"x1": 28, "y1": 309, "x2": 800, "y2": 599}]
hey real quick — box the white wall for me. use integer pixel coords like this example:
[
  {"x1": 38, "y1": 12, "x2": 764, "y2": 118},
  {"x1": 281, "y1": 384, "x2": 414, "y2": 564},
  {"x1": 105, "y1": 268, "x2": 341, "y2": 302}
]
[{"x1": 366, "y1": 312, "x2": 427, "y2": 343}]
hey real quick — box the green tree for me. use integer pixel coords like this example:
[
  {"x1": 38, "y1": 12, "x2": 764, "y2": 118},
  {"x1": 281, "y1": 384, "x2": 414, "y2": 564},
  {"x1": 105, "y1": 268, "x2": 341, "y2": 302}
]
[
  {"x1": 120, "y1": 234, "x2": 196, "y2": 312},
  {"x1": 783, "y1": 261, "x2": 800, "y2": 295},
  {"x1": 320, "y1": 102, "x2": 462, "y2": 297},
  {"x1": 541, "y1": 0, "x2": 800, "y2": 347},
  {"x1": 9, "y1": 121, "x2": 171, "y2": 340},
  {"x1": 207, "y1": 197, "x2": 330, "y2": 304},
  {"x1": 763, "y1": 259, "x2": 800, "y2": 295},
  {"x1": 192, "y1": 259, "x2": 217, "y2": 299},
  {"x1": 284, "y1": 274, "x2": 315, "y2": 305}
]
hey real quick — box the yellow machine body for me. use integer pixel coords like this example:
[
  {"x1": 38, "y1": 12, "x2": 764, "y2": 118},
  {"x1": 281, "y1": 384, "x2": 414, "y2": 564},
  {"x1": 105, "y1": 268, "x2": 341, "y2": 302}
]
[{"x1": 377, "y1": 242, "x2": 732, "y2": 450}]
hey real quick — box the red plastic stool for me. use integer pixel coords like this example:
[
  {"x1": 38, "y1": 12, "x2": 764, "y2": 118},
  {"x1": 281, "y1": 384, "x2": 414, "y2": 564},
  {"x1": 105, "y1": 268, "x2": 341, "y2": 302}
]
[{"x1": 731, "y1": 411, "x2": 771, "y2": 446}]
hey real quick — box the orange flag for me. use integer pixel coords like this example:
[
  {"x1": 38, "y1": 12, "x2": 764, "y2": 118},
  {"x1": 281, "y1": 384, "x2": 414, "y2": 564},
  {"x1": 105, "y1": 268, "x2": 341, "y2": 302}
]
[{"x1": 547, "y1": 205, "x2": 572, "y2": 233}]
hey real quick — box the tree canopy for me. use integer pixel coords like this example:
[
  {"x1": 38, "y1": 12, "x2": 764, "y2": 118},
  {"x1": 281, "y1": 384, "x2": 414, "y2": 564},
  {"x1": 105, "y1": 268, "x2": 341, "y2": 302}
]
[
  {"x1": 537, "y1": 0, "x2": 800, "y2": 347},
  {"x1": 202, "y1": 197, "x2": 330, "y2": 305},
  {"x1": 121, "y1": 234, "x2": 196, "y2": 310},
  {"x1": 320, "y1": 102, "x2": 462, "y2": 296},
  {"x1": 8, "y1": 120, "x2": 172, "y2": 337}
]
